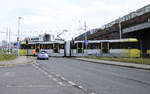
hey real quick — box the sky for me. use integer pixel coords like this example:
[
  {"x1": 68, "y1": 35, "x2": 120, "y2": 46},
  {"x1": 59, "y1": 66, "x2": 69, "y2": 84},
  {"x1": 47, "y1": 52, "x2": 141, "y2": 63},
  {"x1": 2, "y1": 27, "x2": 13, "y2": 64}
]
[{"x1": 0, "y1": 0, "x2": 150, "y2": 42}]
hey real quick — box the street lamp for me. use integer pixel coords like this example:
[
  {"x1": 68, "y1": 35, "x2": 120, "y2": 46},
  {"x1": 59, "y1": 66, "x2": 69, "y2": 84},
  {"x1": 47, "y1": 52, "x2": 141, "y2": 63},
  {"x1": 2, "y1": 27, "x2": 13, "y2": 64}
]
[
  {"x1": 18, "y1": 17, "x2": 22, "y2": 41},
  {"x1": 84, "y1": 21, "x2": 87, "y2": 41},
  {"x1": 84, "y1": 21, "x2": 88, "y2": 56},
  {"x1": 17, "y1": 17, "x2": 22, "y2": 56},
  {"x1": 118, "y1": 17, "x2": 122, "y2": 39}
]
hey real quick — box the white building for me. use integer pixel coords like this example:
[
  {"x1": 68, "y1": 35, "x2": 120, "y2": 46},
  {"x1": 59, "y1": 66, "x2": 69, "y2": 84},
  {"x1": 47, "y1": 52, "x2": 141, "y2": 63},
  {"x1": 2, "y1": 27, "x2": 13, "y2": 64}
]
[{"x1": 29, "y1": 34, "x2": 55, "y2": 42}]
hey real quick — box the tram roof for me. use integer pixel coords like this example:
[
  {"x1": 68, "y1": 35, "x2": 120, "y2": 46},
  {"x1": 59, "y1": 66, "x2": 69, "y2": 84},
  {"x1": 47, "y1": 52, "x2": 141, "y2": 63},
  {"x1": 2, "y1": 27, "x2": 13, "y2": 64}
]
[
  {"x1": 74, "y1": 38, "x2": 138, "y2": 43},
  {"x1": 109, "y1": 38, "x2": 138, "y2": 42},
  {"x1": 28, "y1": 41, "x2": 65, "y2": 44}
]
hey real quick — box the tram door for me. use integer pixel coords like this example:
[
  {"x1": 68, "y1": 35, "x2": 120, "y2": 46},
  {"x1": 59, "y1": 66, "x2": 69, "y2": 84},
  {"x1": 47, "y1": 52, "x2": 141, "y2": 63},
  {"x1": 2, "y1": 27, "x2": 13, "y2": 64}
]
[
  {"x1": 53, "y1": 43, "x2": 60, "y2": 53},
  {"x1": 101, "y1": 42, "x2": 109, "y2": 53},
  {"x1": 76, "y1": 42, "x2": 84, "y2": 53}
]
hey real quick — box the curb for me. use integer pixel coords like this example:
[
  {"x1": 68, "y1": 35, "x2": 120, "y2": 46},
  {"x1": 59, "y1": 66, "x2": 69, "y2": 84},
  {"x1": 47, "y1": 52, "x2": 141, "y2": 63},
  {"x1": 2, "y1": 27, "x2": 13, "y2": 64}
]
[{"x1": 75, "y1": 58, "x2": 150, "y2": 71}]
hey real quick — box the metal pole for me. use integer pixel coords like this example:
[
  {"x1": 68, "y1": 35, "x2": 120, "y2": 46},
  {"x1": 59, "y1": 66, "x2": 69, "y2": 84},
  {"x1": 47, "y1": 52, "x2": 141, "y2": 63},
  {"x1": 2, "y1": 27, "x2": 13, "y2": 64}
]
[
  {"x1": 119, "y1": 17, "x2": 122, "y2": 39},
  {"x1": 6, "y1": 28, "x2": 8, "y2": 54},
  {"x1": 9, "y1": 28, "x2": 11, "y2": 54},
  {"x1": 84, "y1": 21, "x2": 87, "y2": 41},
  {"x1": 84, "y1": 21, "x2": 87, "y2": 55},
  {"x1": 17, "y1": 17, "x2": 22, "y2": 56},
  {"x1": 7, "y1": 28, "x2": 10, "y2": 54}
]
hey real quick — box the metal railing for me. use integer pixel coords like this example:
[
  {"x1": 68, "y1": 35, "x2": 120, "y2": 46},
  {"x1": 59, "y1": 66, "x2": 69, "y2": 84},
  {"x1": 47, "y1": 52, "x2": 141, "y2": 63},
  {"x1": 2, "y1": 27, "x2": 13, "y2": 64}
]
[{"x1": 0, "y1": 49, "x2": 18, "y2": 55}]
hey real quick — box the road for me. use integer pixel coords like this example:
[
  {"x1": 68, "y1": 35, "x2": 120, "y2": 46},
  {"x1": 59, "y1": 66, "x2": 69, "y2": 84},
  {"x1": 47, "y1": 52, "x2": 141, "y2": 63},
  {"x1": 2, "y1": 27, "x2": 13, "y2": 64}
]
[{"x1": 0, "y1": 57, "x2": 150, "y2": 94}]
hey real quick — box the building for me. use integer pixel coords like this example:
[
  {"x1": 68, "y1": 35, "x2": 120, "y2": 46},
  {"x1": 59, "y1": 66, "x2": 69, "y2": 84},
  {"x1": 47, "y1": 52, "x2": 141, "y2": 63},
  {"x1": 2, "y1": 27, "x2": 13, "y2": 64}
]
[
  {"x1": 75, "y1": 4, "x2": 150, "y2": 41},
  {"x1": 29, "y1": 34, "x2": 55, "y2": 43}
]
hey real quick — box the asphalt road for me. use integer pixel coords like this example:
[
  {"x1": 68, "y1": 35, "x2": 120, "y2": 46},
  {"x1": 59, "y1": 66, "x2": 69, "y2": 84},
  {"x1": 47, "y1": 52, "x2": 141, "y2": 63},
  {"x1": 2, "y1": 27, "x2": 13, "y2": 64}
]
[{"x1": 0, "y1": 57, "x2": 150, "y2": 94}]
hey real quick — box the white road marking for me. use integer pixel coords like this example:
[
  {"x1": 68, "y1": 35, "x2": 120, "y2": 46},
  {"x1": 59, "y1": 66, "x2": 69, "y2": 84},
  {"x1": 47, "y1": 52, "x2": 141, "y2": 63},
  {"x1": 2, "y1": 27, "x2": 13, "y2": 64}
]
[
  {"x1": 55, "y1": 74, "x2": 60, "y2": 77},
  {"x1": 6, "y1": 85, "x2": 57, "y2": 88},
  {"x1": 78, "y1": 85, "x2": 84, "y2": 89},
  {"x1": 44, "y1": 72, "x2": 48, "y2": 75},
  {"x1": 68, "y1": 81, "x2": 76, "y2": 86},
  {"x1": 60, "y1": 77, "x2": 66, "y2": 80},
  {"x1": 51, "y1": 72, "x2": 55, "y2": 74},
  {"x1": 90, "y1": 92, "x2": 96, "y2": 94},
  {"x1": 48, "y1": 75, "x2": 52, "y2": 78},
  {"x1": 58, "y1": 82, "x2": 63, "y2": 85},
  {"x1": 52, "y1": 78, "x2": 58, "y2": 81},
  {"x1": 35, "y1": 63, "x2": 39, "y2": 66},
  {"x1": 32, "y1": 62, "x2": 97, "y2": 94}
]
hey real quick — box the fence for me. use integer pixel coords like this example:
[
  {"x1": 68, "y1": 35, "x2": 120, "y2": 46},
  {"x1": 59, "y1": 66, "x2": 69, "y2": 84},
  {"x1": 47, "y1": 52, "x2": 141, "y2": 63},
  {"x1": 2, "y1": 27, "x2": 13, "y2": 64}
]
[
  {"x1": 0, "y1": 49, "x2": 18, "y2": 55},
  {"x1": 87, "y1": 52, "x2": 150, "y2": 65}
]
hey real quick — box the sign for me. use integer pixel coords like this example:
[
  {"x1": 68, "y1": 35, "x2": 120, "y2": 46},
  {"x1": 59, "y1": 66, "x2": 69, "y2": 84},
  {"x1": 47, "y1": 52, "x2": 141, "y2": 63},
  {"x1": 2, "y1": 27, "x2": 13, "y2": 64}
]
[
  {"x1": 16, "y1": 42, "x2": 20, "y2": 47},
  {"x1": 84, "y1": 40, "x2": 88, "y2": 45}
]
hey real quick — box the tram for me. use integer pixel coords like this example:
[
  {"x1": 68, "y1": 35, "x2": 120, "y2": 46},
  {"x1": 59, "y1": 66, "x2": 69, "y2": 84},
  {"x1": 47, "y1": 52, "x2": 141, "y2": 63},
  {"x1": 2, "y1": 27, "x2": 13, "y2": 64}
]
[
  {"x1": 19, "y1": 38, "x2": 140, "y2": 58},
  {"x1": 20, "y1": 41, "x2": 65, "y2": 56},
  {"x1": 69, "y1": 38, "x2": 140, "y2": 57}
]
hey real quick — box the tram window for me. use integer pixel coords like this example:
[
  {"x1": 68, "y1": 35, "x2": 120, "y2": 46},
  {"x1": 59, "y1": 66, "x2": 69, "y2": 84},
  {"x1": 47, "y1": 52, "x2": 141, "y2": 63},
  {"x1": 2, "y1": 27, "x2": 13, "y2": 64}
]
[
  {"x1": 42, "y1": 44, "x2": 53, "y2": 49},
  {"x1": 78, "y1": 43, "x2": 83, "y2": 48},
  {"x1": 28, "y1": 44, "x2": 31, "y2": 49},
  {"x1": 120, "y1": 42, "x2": 137, "y2": 49},
  {"x1": 47, "y1": 44, "x2": 53, "y2": 49},
  {"x1": 71, "y1": 44, "x2": 76, "y2": 49},
  {"x1": 110, "y1": 43, "x2": 120, "y2": 49},
  {"x1": 95, "y1": 43, "x2": 100, "y2": 49},
  {"x1": 29, "y1": 44, "x2": 35, "y2": 49},
  {"x1": 40, "y1": 44, "x2": 44, "y2": 49},
  {"x1": 53, "y1": 43, "x2": 60, "y2": 48},
  {"x1": 110, "y1": 42, "x2": 138, "y2": 49},
  {"x1": 60, "y1": 44, "x2": 64, "y2": 49},
  {"x1": 36, "y1": 44, "x2": 40, "y2": 49},
  {"x1": 44, "y1": 44, "x2": 48, "y2": 49},
  {"x1": 42, "y1": 44, "x2": 46, "y2": 49},
  {"x1": 87, "y1": 44, "x2": 91, "y2": 49},
  {"x1": 20, "y1": 44, "x2": 27, "y2": 49},
  {"x1": 87, "y1": 43, "x2": 100, "y2": 49},
  {"x1": 49, "y1": 44, "x2": 53, "y2": 49}
]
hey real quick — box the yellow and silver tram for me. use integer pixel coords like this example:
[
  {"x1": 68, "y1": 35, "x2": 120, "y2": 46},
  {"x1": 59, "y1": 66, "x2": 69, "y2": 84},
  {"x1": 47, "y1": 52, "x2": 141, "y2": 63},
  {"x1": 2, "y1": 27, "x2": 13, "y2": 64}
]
[
  {"x1": 109, "y1": 38, "x2": 140, "y2": 57},
  {"x1": 69, "y1": 38, "x2": 140, "y2": 57},
  {"x1": 19, "y1": 38, "x2": 140, "y2": 58},
  {"x1": 20, "y1": 41, "x2": 65, "y2": 56}
]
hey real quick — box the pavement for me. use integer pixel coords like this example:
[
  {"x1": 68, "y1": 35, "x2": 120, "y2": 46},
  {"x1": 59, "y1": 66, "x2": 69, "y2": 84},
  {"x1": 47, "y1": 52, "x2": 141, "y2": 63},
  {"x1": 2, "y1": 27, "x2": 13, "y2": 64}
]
[
  {"x1": 0, "y1": 56, "x2": 33, "y2": 67},
  {"x1": 76, "y1": 58, "x2": 150, "y2": 70}
]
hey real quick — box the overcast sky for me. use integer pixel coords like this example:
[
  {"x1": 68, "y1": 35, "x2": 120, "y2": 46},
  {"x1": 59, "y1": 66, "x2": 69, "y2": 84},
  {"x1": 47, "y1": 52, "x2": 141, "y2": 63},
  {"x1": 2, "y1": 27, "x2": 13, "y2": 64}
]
[{"x1": 0, "y1": 0, "x2": 150, "y2": 41}]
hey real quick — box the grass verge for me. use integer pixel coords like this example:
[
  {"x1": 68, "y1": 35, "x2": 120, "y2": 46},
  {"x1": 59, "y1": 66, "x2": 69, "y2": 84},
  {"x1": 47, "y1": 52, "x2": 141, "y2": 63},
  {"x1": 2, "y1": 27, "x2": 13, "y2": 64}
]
[
  {"x1": 86, "y1": 56, "x2": 150, "y2": 65},
  {"x1": 0, "y1": 54, "x2": 18, "y2": 61}
]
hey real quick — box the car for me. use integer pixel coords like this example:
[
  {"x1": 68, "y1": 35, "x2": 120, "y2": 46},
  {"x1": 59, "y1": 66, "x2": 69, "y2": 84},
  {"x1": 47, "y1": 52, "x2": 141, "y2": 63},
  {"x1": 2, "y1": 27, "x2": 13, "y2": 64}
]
[{"x1": 37, "y1": 51, "x2": 49, "y2": 60}]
